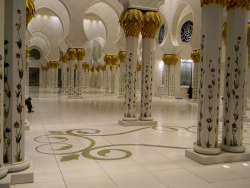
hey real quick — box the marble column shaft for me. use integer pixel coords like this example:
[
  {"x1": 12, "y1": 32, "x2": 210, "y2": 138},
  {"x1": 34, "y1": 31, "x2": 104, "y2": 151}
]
[
  {"x1": 221, "y1": 7, "x2": 248, "y2": 153},
  {"x1": 163, "y1": 64, "x2": 169, "y2": 97},
  {"x1": 3, "y1": 0, "x2": 30, "y2": 172},
  {"x1": 118, "y1": 63, "x2": 126, "y2": 98},
  {"x1": 194, "y1": 4, "x2": 224, "y2": 155},
  {"x1": 140, "y1": 39, "x2": 154, "y2": 120},
  {"x1": 0, "y1": 0, "x2": 7, "y2": 178}
]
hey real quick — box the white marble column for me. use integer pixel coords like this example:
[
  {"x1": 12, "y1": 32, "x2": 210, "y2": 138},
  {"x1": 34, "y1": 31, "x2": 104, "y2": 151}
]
[
  {"x1": 140, "y1": 12, "x2": 160, "y2": 121},
  {"x1": 84, "y1": 63, "x2": 90, "y2": 90},
  {"x1": 3, "y1": 0, "x2": 31, "y2": 172},
  {"x1": 194, "y1": 2, "x2": 224, "y2": 155},
  {"x1": 104, "y1": 56, "x2": 111, "y2": 95},
  {"x1": 90, "y1": 67, "x2": 95, "y2": 88},
  {"x1": 191, "y1": 49, "x2": 200, "y2": 101},
  {"x1": 46, "y1": 66, "x2": 50, "y2": 89},
  {"x1": 221, "y1": 3, "x2": 248, "y2": 153},
  {"x1": 96, "y1": 66, "x2": 101, "y2": 88},
  {"x1": 25, "y1": 46, "x2": 29, "y2": 96},
  {"x1": 118, "y1": 52, "x2": 126, "y2": 99},
  {"x1": 67, "y1": 48, "x2": 77, "y2": 98},
  {"x1": 161, "y1": 55, "x2": 178, "y2": 99},
  {"x1": 101, "y1": 65, "x2": 106, "y2": 90},
  {"x1": 140, "y1": 39, "x2": 155, "y2": 120},
  {"x1": 60, "y1": 53, "x2": 68, "y2": 95},
  {"x1": 161, "y1": 56, "x2": 170, "y2": 98},
  {"x1": 76, "y1": 49, "x2": 85, "y2": 97},
  {"x1": 162, "y1": 61, "x2": 169, "y2": 98},
  {"x1": 0, "y1": 0, "x2": 8, "y2": 178},
  {"x1": 120, "y1": 9, "x2": 143, "y2": 121},
  {"x1": 111, "y1": 56, "x2": 118, "y2": 95}
]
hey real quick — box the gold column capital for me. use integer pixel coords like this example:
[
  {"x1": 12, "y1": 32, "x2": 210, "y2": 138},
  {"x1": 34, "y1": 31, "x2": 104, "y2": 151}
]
[
  {"x1": 101, "y1": 65, "x2": 106, "y2": 71},
  {"x1": 76, "y1": 48, "x2": 85, "y2": 61},
  {"x1": 137, "y1": 61, "x2": 141, "y2": 71},
  {"x1": 118, "y1": 51, "x2": 126, "y2": 63},
  {"x1": 111, "y1": 56, "x2": 119, "y2": 65},
  {"x1": 90, "y1": 67, "x2": 95, "y2": 72},
  {"x1": 67, "y1": 48, "x2": 77, "y2": 60},
  {"x1": 162, "y1": 54, "x2": 178, "y2": 65},
  {"x1": 142, "y1": 11, "x2": 161, "y2": 39},
  {"x1": 225, "y1": 0, "x2": 249, "y2": 11},
  {"x1": 54, "y1": 61, "x2": 60, "y2": 68},
  {"x1": 191, "y1": 50, "x2": 200, "y2": 63},
  {"x1": 74, "y1": 64, "x2": 77, "y2": 70},
  {"x1": 26, "y1": 0, "x2": 36, "y2": 28},
  {"x1": 200, "y1": 0, "x2": 225, "y2": 7},
  {"x1": 96, "y1": 66, "x2": 100, "y2": 72},
  {"x1": 26, "y1": 45, "x2": 29, "y2": 68},
  {"x1": 60, "y1": 53, "x2": 68, "y2": 63},
  {"x1": 104, "y1": 55, "x2": 111, "y2": 65},
  {"x1": 120, "y1": 9, "x2": 143, "y2": 38},
  {"x1": 83, "y1": 63, "x2": 90, "y2": 70}
]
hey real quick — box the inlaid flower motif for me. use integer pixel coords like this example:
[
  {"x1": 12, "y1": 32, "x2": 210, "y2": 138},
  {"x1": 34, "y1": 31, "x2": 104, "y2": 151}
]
[
  {"x1": 17, "y1": 9, "x2": 21, "y2": 14},
  {"x1": 14, "y1": 121, "x2": 20, "y2": 128},
  {"x1": 16, "y1": 53, "x2": 20, "y2": 58}
]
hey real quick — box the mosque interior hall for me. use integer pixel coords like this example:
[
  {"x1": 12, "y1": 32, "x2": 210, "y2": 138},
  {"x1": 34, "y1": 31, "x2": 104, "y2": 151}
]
[{"x1": 0, "y1": 0, "x2": 250, "y2": 187}]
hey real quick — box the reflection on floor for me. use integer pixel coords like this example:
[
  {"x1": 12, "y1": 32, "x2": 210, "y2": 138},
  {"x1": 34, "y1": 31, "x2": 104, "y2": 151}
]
[{"x1": 14, "y1": 88, "x2": 250, "y2": 188}]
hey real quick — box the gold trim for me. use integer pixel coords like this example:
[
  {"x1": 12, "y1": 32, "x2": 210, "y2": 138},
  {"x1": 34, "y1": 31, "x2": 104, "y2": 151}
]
[
  {"x1": 101, "y1": 65, "x2": 106, "y2": 71},
  {"x1": 111, "y1": 56, "x2": 118, "y2": 65},
  {"x1": 118, "y1": 51, "x2": 126, "y2": 63},
  {"x1": 225, "y1": 0, "x2": 249, "y2": 11},
  {"x1": 95, "y1": 66, "x2": 100, "y2": 72},
  {"x1": 200, "y1": 0, "x2": 225, "y2": 7},
  {"x1": 162, "y1": 54, "x2": 178, "y2": 65},
  {"x1": 120, "y1": 9, "x2": 143, "y2": 38},
  {"x1": 141, "y1": 11, "x2": 161, "y2": 39},
  {"x1": 26, "y1": 0, "x2": 36, "y2": 28},
  {"x1": 191, "y1": 50, "x2": 200, "y2": 63},
  {"x1": 104, "y1": 55, "x2": 111, "y2": 65},
  {"x1": 60, "y1": 53, "x2": 68, "y2": 63},
  {"x1": 76, "y1": 49, "x2": 85, "y2": 61},
  {"x1": 67, "y1": 48, "x2": 77, "y2": 60}
]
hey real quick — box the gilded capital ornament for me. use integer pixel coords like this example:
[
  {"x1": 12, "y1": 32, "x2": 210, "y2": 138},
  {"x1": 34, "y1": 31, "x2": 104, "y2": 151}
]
[
  {"x1": 76, "y1": 48, "x2": 85, "y2": 61},
  {"x1": 104, "y1": 55, "x2": 111, "y2": 65},
  {"x1": 225, "y1": 0, "x2": 249, "y2": 11},
  {"x1": 90, "y1": 67, "x2": 95, "y2": 72},
  {"x1": 75, "y1": 64, "x2": 77, "y2": 70},
  {"x1": 141, "y1": 11, "x2": 161, "y2": 39},
  {"x1": 83, "y1": 63, "x2": 90, "y2": 70},
  {"x1": 120, "y1": 9, "x2": 143, "y2": 38},
  {"x1": 137, "y1": 61, "x2": 141, "y2": 71},
  {"x1": 191, "y1": 50, "x2": 200, "y2": 63},
  {"x1": 26, "y1": 45, "x2": 29, "y2": 68},
  {"x1": 200, "y1": 0, "x2": 225, "y2": 7},
  {"x1": 101, "y1": 65, "x2": 106, "y2": 71},
  {"x1": 60, "y1": 53, "x2": 68, "y2": 63},
  {"x1": 162, "y1": 54, "x2": 178, "y2": 65},
  {"x1": 26, "y1": 0, "x2": 36, "y2": 28},
  {"x1": 111, "y1": 56, "x2": 119, "y2": 65},
  {"x1": 118, "y1": 51, "x2": 126, "y2": 63},
  {"x1": 54, "y1": 61, "x2": 60, "y2": 68},
  {"x1": 96, "y1": 66, "x2": 100, "y2": 72},
  {"x1": 67, "y1": 48, "x2": 77, "y2": 60}
]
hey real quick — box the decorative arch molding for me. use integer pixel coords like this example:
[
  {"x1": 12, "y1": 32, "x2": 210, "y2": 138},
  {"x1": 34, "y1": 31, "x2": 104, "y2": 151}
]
[
  {"x1": 171, "y1": 2, "x2": 193, "y2": 47},
  {"x1": 34, "y1": 0, "x2": 70, "y2": 39},
  {"x1": 29, "y1": 31, "x2": 51, "y2": 59},
  {"x1": 83, "y1": 12, "x2": 108, "y2": 48}
]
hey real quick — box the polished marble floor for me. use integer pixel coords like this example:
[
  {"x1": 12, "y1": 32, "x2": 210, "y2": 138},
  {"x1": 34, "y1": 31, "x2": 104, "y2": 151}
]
[{"x1": 13, "y1": 88, "x2": 250, "y2": 188}]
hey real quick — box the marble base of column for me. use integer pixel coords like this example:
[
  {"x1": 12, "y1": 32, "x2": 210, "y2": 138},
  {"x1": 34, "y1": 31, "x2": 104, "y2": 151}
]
[
  {"x1": 220, "y1": 144, "x2": 245, "y2": 153},
  {"x1": 193, "y1": 145, "x2": 221, "y2": 155},
  {"x1": 5, "y1": 159, "x2": 31, "y2": 173},
  {"x1": 0, "y1": 167, "x2": 8, "y2": 179}
]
